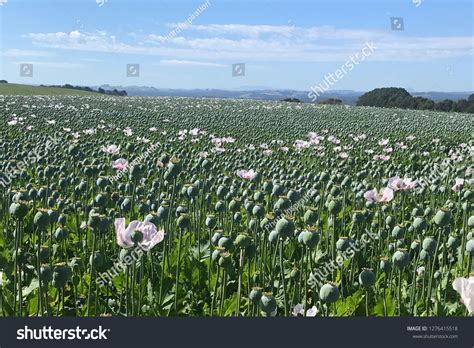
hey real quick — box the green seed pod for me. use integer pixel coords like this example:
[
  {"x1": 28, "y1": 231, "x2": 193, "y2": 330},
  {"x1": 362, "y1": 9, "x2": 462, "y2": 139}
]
[
  {"x1": 34, "y1": 210, "x2": 50, "y2": 229},
  {"x1": 218, "y1": 236, "x2": 234, "y2": 252},
  {"x1": 245, "y1": 244, "x2": 257, "y2": 260},
  {"x1": 52, "y1": 263, "x2": 72, "y2": 289},
  {"x1": 235, "y1": 234, "x2": 251, "y2": 249},
  {"x1": 392, "y1": 249, "x2": 410, "y2": 269},
  {"x1": 275, "y1": 216, "x2": 295, "y2": 239},
  {"x1": 447, "y1": 236, "x2": 460, "y2": 250},
  {"x1": 259, "y1": 292, "x2": 277, "y2": 316},
  {"x1": 466, "y1": 239, "x2": 474, "y2": 254},
  {"x1": 433, "y1": 209, "x2": 451, "y2": 227},
  {"x1": 205, "y1": 214, "x2": 217, "y2": 229},
  {"x1": 290, "y1": 268, "x2": 300, "y2": 280},
  {"x1": 391, "y1": 225, "x2": 405, "y2": 239},
  {"x1": 352, "y1": 210, "x2": 364, "y2": 224},
  {"x1": 177, "y1": 213, "x2": 190, "y2": 230},
  {"x1": 419, "y1": 249, "x2": 430, "y2": 262},
  {"x1": 54, "y1": 227, "x2": 69, "y2": 241},
  {"x1": 327, "y1": 199, "x2": 342, "y2": 215},
  {"x1": 319, "y1": 283, "x2": 340, "y2": 303},
  {"x1": 90, "y1": 251, "x2": 104, "y2": 268},
  {"x1": 249, "y1": 287, "x2": 263, "y2": 304},
  {"x1": 304, "y1": 208, "x2": 318, "y2": 226},
  {"x1": 9, "y1": 202, "x2": 29, "y2": 220},
  {"x1": 211, "y1": 249, "x2": 222, "y2": 263},
  {"x1": 268, "y1": 230, "x2": 279, "y2": 244},
  {"x1": 380, "y1": 257, "x2": 391, "y2": 273},
  {"x1": 468, "y1": 216, "x2": 474, "y2": 228},
  {"x1": 463, "y1": 190, "x2": 473, "y2": 201},
  {"x1": 88, "y1": 213, "x2": 101, "y2": 231},
  {"x1": 211, "y1": 231, "x2": 223, "y2": 246},
  {"x1": 218, "y1": 252, "x2": 232, "y2": 269},
  {"x1": 336, "y1": 237, "x2": 350, "y2": 252},
  {"x1": 300, "y1": 230, "x2": 320, "y2": 249},
  {"x1": 422, "y1": 237, "x2": 437, "y2": 255},
  {"x1": 412, "y1": 217, "x2": 427, "y2": 232},
  {"x1": 40, "y1": 265, "x2": 53, "y2": 283},
  {"x1": 359, "y1": 268, "x2": 376, "y2": 287}
]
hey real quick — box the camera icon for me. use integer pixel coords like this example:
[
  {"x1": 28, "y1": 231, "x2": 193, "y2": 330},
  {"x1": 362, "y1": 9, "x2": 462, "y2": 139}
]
[
  {"x1": 20, "y1": 64, "x2": 33, "y2": 77},
  {"x1": 232, "y1": 63, "x2": 245, "y2": 77},
  {"x1": 127, "y1": 64, "x2": 140, "y2": 77},
  {"x1": 390, "y1": 17, "x2": 404, "y2": 31}
]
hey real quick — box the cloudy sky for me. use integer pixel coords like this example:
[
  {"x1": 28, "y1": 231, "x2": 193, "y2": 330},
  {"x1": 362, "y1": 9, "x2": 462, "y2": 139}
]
[{"x1": 0, "y1": 0, "x2": 473, "y2": 91}]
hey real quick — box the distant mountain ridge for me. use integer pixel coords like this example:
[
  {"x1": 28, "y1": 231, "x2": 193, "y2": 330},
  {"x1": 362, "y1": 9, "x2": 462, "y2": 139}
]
[{"x1": 95, "y1": 85, "x2": 474, "y2": 105}]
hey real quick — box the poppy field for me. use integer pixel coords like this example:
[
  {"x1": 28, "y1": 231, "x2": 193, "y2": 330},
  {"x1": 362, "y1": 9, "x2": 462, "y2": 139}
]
[{"x1": 0, "y1": 95, "x2": 473, "y2": 317}]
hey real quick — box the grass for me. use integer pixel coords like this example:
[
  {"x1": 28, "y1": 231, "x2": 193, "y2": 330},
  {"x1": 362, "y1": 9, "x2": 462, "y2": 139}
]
[{"x1": 0, "y1": 83, "x2": 102, "y2": 96}]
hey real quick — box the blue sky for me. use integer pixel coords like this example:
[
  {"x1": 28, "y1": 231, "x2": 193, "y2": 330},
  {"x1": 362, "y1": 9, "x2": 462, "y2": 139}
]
[{"x1": 0, "y1": 0, "x2": 473, "y2": 91}]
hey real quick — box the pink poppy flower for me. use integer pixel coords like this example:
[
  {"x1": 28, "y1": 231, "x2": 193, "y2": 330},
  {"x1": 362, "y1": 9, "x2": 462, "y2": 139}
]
[
  {"x1": 114, "y1": 218, "x2": 164, "y2": 251},
  {"x1": 102, "y1": 144, "x2": 120, "y2": 155},
  {"x1": 292, "y1": 304, "x2": 318, "y2": 317},
  {"x1": 378, "y1": 139, "x2": 389, "y2": 146},
  {"x1": 236, "y1": 169, "x2": 257, "y2": 181},
  {"x1": 364, "y1": 187, "x2": 394, "y2": 203},
  {"x1": 452, "y1": 276, "x2": 474, "y2": 315},
  {"x1": 123, "y1": 127, "x2": 133, "y2": 136},
  {"x1": 112, "y1": 158, "x2": 128, "y2": 170},
  {"x1": 388, "y1": 176, "x2": 417, "y2": 191},
  {"x1": 452, "y1": 178, "x2": 465, "y2": 192},
  {"x1": 280, "y1": 146, "x2": 289, "y2": 152}
]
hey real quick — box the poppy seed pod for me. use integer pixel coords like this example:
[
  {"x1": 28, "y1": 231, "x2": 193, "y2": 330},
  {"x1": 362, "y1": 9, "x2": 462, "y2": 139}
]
[
  {"x1": 422, "y1": 237, "x2": 437, "y2": 255},
  {"x1": 39, "y1": 246, "x2": 50, "y2": 263},
  {"x1": 379, "y1": 257, "x2": 391, "y2": 273},
  {"x1": 359, "y1": 268, "x2": 376, "y2": 287},
  {"x1": 211, "y1": 231, "x2": 223, "y2": 246},
  {"x1": 177, "y1": 213, "x2": 190, "y2": 230},
  {"x1": 413, "y1": 217, "x2": 427, "y2": 232},
  {"x1": 252, "y1": 204, "x2": 265, "y2": 218},
  {"x1": 234, "y1": 212, "x2": 242, "y2": 223},
  {"x1": 275, "y1": 216, "x2": 295, "y2": 239},
  {"x1": 447, "y1": 236, "x2": 460, "y2": 250},
  {"x1": 319, "y1": 283, "x2": 340, "y2": 303},
  {"x1": 157, "y1": 204, "x2": 170, "y2": 220},
  {"x1": 259, "y1": 292, "x2": 277, "y2": 316},
  {"x1": 391, "y1": 225, "x2": 405, "y2": 240},
  {"x1": 300, "y1": 230, "x2": 320, "y2": 249},
  {"x1": 218, "y1": 236, "x2": 234, "y2": 252},
  {"x1": 52, "y1": 263, "x2": 72, "y2": 289},
  {"x1": 268, "y1": 230, "x2": 279, "y2": 244},
  {"x1": 352, "y1": 211, "x2": 364, "y2": 224},
  {"x1": 54, "y1": 226, "x2": 69, "y2": 241},
  {"x1": 9, "y1": 201, "x2": 29, "y2": 220},
  {"x1": 304, "y1": 208, "x2": 318, "y2": 226},
  {"x1": 327, "y1": 199, "x2": 342, "y2": 215},
  {"x1": 249, "y1": 287, "x2": 263, "y2": 304},
  {"x1": 88, "y1": 213, "x2": 101, "y2": 231},
  {"x1": 466, "y1": 239, "x2": 474, "y2": 254},
  {"x1": 235, "y1": 234, "x2": 251, "y2": 249},
  {"x1": 34, "y1": 210, "x2": 50, "y2": 229},
  {"x1": 468, "y1": 216, "x2": 474, "y2": 228},
  {"x1": 40, "y1": 265, "x2": 53, "y2": 283},
  {"x1": 228, "y1": 199, "x2": 241, "y2": 212},
  {"x1": 419, "y1": 249, "x2": 430, "y2": 262},
  {"x1": 392, "y1": 249, "x2": 410, "y2": 269},
  {"x1": 336, "y1": 237, "x2": 350, "y2": 252},
  {"x1": 433, "y1": 208, "x2": 451, "y2": 227},
  {"x1": 218, "y1": 252, "x2": 232, "y2": 270},
  {"x1": 90, "y1": 251, "x2": 104, "y2": 268}
]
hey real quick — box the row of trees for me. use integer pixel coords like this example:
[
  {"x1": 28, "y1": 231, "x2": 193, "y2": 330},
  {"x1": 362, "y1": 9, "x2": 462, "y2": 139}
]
[
  {"x1": 357, "y1": 88, "x2": 474, "y2": 113},
  {"x1": 39, "y1": 84, "x2": 127, "y2": 96}
]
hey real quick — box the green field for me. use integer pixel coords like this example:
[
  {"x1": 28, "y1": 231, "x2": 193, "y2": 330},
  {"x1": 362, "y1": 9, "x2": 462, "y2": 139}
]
[{"x1": 0, "y1": 83, "x2": 101, "y2": 96}]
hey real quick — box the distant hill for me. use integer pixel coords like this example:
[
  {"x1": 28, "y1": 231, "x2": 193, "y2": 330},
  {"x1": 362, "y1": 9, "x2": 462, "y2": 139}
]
[
  {"x1": 0, "y1": 83, "x2": 100, "y2": 96},
  {"x1": 95, "y1": 85, "x2": 474, "y2": 105}
]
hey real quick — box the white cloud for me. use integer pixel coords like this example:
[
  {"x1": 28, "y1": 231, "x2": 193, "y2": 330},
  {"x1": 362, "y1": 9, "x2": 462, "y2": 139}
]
[
  {"x1": 21, "y1": 26, "x2": 474, "y2": 63},
  {"x1": 159, "y1": 59, "x2": 225, "y2": 67},
  {"x1": 2, "y1": 49, "x2": 54, "y2": 57}
]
